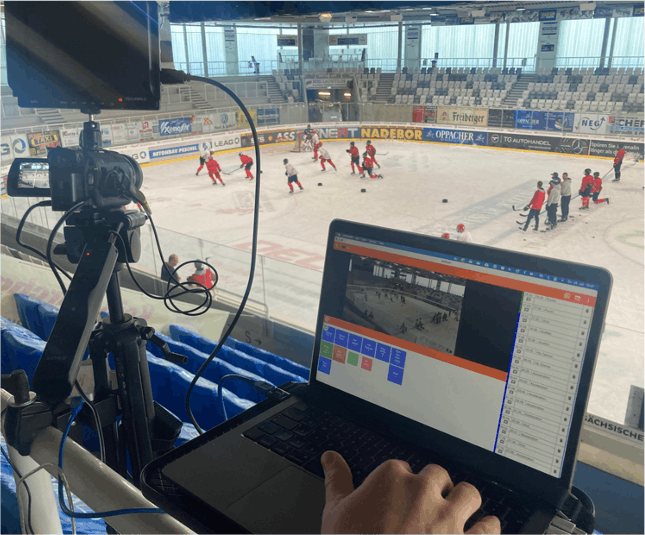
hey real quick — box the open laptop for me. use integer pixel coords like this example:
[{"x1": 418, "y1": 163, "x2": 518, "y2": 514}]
[{"x1": 143, "y1": 219, "x2": 611, "y2": 534}]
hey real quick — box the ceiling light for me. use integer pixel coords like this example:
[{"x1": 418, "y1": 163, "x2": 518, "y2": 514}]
[
  {"x1": 319, "y1": 13, "x2": 332, "y2": 22},
  {"x1": 344, "y1": 92, "x2": 351, "y2": 96},
  {"x1": 319, "y1": 91, "x2": 331, "y2": 96},
  {"x1": 516, "y1": 7, "x2": 525, "y2": 11}
]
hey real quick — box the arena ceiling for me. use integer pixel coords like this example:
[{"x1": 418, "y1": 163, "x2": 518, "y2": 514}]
[{"x1": 168, "y1": 1, "x2": 645, "y2": 24}]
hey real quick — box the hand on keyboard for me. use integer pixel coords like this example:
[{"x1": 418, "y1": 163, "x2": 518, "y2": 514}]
[{"x1": 320, "y1": 450, "x2": 501, "y2": 534}]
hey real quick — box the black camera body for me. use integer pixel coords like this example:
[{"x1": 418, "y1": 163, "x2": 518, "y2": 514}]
[{"x1": 8, "y1": 147, "x2": 143, "y2": 212}]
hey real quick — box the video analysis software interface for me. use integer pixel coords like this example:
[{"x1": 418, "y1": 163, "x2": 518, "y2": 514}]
[{"x1": 316, "y1": 233, "x2": 598, "y2": 477}]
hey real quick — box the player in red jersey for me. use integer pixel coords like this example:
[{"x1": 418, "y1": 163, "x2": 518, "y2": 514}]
[
  {"x1": 365, "y1": 140, "x2": 380, "y2": 168},
  {"x1": 346, "y1": 142, "x2": 363, "y2": 175},
  {"x1": 591, "y1": 172, "x2": 609, "y2": 205},
  {"x1": 196, "y1": 149, "x2": 211, "y2": 175},
  {"x1": 361, "y1": 152, "x2": 382, "y2": 179},
  {"x1": 522, "y1": 181, "x2": 546, "y2": 232},
  {"x1": 318, "y1": 145, "x2": 337, "y2": 171},
  {"x1": 579, "y1": 168, "x2": 594, "y2": 210},
  {"x1": 187, "y1": 262, "x2": 217, "y2": 290},
  {"x1": 206, "y1": 155, "x2": 224, "y2": 185},
  {"x1": 612, "y1": 144, "x2": 626, "y2": 182},
  {"x1": 239, "y1": 153, "x2": 254, "y2": 179}
]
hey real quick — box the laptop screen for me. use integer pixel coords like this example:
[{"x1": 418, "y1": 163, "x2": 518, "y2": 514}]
[{"x1": 315, "y1": 231, "x2": 599, "y2": 479}]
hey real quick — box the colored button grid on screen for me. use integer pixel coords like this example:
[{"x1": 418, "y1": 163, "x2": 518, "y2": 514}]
[
  {"x1": 361, "y1": 357, "x2": 372, "y2": 371},
  {"x1": 347, "y1": 352, "x2": 359, "y2": 366},
  {"x1": 391, "y1": 348, "x2": 406, "y2": 368},
  {"x1": 387, "y1": 365, "x2": 404, "y2": 385},
  {"x1": 333, "y1": 345, "x2": 347, "y2": 364},
  {"x1": 375, "y1": 343, "x2": 391, "y2": 363},
  {"x1": 322, "y1": 325, "x2": 335, "y2": 343},
  {"x1": 318, "y1": 357, "x2": 331, "y2": 375},
  {"x1": 320, "y1": 341, "x2": 333, "y2": 359},
  {"x1": 334, "y1": 330, "x2": 349, "y2": 348},
  {"x1": 361, "y1": 339, "x2": 376, "y2": 358},
  {"x1": 348, "y1": 333, "x2": 363, "y2": 352}
]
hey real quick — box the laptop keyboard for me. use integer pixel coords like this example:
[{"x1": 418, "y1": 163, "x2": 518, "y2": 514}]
[{"x1": 242, "y1": 401, "x2": 535, "y2": 533}]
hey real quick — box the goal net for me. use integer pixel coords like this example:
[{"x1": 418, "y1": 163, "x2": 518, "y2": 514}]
[{"x1": 290, "y1": 132, "x2": 313, "y2": 152}]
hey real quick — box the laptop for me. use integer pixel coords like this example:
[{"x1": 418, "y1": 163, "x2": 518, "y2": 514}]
[{"x1": 142, "y1": 219, "x2": 612, "y2": 534}]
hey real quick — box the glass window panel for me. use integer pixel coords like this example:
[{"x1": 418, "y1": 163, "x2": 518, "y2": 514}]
[
  {"x1": 185, "y1": 23, "x2": 204, "y2": 76},
  {"x1": 421, "y1": 24, "x2": 495, "y2": 67},
  {"x1": 611, "y1": 17, "x2": 645, "y2": 68},
  {"x1": 556, "y1": 18, "x2": 606, "y2": 69},
  {"x1": 170, "y1": 23, "x2": 187, "y2": 70}
]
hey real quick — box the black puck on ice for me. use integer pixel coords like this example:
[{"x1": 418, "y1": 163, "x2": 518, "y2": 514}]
[
  {"x1": 442, "y1": 199, "x2": 448, "y2": 203},
  {"x1": 361, "y1": 188, "x2": 367, "y2": 193},
  {"x1": 318, "y1": 183, "x2": 323, "y2": 186}
]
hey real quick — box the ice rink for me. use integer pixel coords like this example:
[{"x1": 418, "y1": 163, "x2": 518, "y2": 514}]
[{"x1": 141, "y1": 139, "x2": 644, "y2": 423}]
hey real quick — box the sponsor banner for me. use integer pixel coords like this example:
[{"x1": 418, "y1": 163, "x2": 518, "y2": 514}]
[
  {"x1": 539, "y1": 9, "x2": 557, "y2": 21},
  {"x1": 113, "y1": 145, "x2": 150, "y2": 164},
  {"x1": 1, "y1": 165, "x2": 9, "y2": 197},
  {"x1": 139, "y1": 120, "x2": 154, "y2": 141},
  {"x1": 210, "y1": 132, "x2": 242, "y2": 151},
  {"x1": 240, "y1": 129, "x2": 297, "y2": 148},
  {"x1": 488, "y1": 132, "x2": 590, "y2": 155},
  {"x1": 126, "y1": 121, "x2": 143, "y2": 142},
  {"x1": 514, "y1": 111, "x2": 574, "y2": 132},
  {"x1": 588, "y1": 140, "x2": 644, "y2": 160},
  {"x1": 422, "y1": 128, "x2": 488, "y2": 146},
  {"x1": 149, "y1": 143, "x2": 200, "y2": 161},
  {"x1": 412, "y1": 106, "x2": 425, "y2": 123},
  {"x1": 312, "y1": 126, "x2": 362, "y2": 140},
  {"x1": 110, "y1": 124, "x2": 128, "y2": 144},
  {"x1": 101, "y1": 126, "x2": 113, "y2": 147},
  {"x1": 277, "y1": 34, "x2": 297, "y2": 47},
  {"x1": 27, "y1": 130, "x2": 61, "y2": 157},
  {"x1": 159, "y1": 117, "x2": 192, "y2": 137},
  {"x1": 235, "y1": 109, "x2": 258, "y2": 129},
  {"x1": 437, "y1": 107, "x2": 488, "y2": 127},
  {"x1": 609, "y1": 116, "x2": 644, "y2": 136},
  {"x1": 11, "y1": 134, "x2": 30, "y2": 159},
  {"x1": 60, "y1": 127, "x2": 82, "y2": 148},
  {"x1": 257, "y1": 108, "x2": 280, "y2": 126},
  {"x1": 359, "y1": 126, "x2": 423, "y2": 141},
  {"x1": 573, "y1": 113, "x2": 611, "y2": 135}
]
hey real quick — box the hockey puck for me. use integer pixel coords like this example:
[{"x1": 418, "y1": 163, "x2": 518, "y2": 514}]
[
  {"x1": 361, "y1": 188, "x2": 366, "y2": 193},
  {"x1": 318, "y1": 183, "x2": 323, "y2": 186},
  {"x1": 442, "y1": 199, "x2": 448, "y2": 203}
]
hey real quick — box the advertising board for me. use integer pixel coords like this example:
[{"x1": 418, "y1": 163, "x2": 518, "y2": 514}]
[
  {"x1": 60, "y1": 127, "x2": 82, "y2": 148},
  {"x1": 159, "y1": 118, "x2": 192, "y2": 137},
  {"x1": 437, "y1": 107, "x2": 488, "y2": 127},
  {"x1": 236, "y1": 109, "x2": 258, "y2": 129},
  {"x1": 149, "y1": 143, "x2": 200, "y2": 161},
  {"x1": 515, "y1": 111, "x2": 574, "y2": 132},
  {"x1": 573, "y1": 114, "x2": 611, "y2": 135},
  {"x1": 588, "y1": 140, "x2": 644, "y2": 160},
  {"x1": 1, "y1": 134, "x2": 30, "y2": 163},
  {"x1": 413, "y1": 106, "x2": 437, "y2": 123},
  {"x1": 240, "y1": 129, "x2": 297, "y2": 148},
  {"x1": 488, "y1": 132, "x2": 589, "y2": 155},
  {"x1": 139, "y1": 120, "x2": 154, "y2": 141},
  {"x1": 609, "y1": 116, "x2": 644, "y2": 137},
  {"x1": 27, "y1": 130, "x2": 61, "y2": 156},
  {"x1": 113, "y1": 144, "x2": 150, "y2": 164},
  {"x1": 360, "y1": 126, "x2": 423, "y2": 141},
  {"x1": 422, "y1": 128, "x2": 488, "y2": 146}
]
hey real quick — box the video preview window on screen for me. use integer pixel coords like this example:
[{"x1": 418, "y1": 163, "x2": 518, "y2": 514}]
[{"x1": 341, "y1": 254, "x2": 521, "y2": 375}]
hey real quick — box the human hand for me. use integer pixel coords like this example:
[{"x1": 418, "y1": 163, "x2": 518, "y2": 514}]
[{"x1": 320, "y1": 451, "x2": 500, "y2": 534}]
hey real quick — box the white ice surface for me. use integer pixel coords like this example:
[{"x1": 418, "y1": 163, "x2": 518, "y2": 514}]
[{"x1": 141, "y1": 140, "x2": 644, "y2": 424}]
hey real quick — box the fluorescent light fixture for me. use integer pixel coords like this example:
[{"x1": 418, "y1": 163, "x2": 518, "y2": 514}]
[
  {"x1": 516, "y1": 7, "x2": 526, "y2": 11},
  {"x1": 319, "y1": 13, "x2": 332, "y2": 22},
  {"x1": 390, "y1": 13, "x2": 403, "y2": 21},
  {"x1": 319, "y1": 91, "x2": 331, "y2": 95},
  {"x1": 429, "y1": 12, "x2": 439, "y2": 16},
  {"x1": 344, "y1": 92, "x2": 351, "y2": 96}
]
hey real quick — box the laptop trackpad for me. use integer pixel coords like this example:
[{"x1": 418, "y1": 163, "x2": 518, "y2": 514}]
[{"x1": 227, "y1": 467, "x2": 326, "y2": 534}]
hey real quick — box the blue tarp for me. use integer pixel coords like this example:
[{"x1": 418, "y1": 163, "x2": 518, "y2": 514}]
[
  {"x1": 168, "y1": 325, "x2": 309, "y2": 384},
  {"x1": 13, "y1": 293, "x2": 46, "y2": 341}
]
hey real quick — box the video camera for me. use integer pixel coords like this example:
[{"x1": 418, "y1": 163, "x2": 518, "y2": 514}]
[{"x1": 7, "y1": 122, "x2": 144, "y2": 212}]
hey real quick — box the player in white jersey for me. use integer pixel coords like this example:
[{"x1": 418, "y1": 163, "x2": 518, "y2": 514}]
[
  {"x1": 456, "y1": 223, "x2": 473, "y2": 243},
  {"x1": 284, "y1": 159, "x2": 304, "y2": 194},
  {"x1": 311, "y1": 132, "x2": 321, "y2": 160},
  {"x1": 318, "y1": 146, "x2": 337, "y2": 171},
  {"x1": 196, "y1": 150, "x2": 211, "y2": 175}
]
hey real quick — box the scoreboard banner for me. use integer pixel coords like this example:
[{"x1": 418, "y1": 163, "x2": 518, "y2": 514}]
[
  {"x1": 276, "y1": 34, "x2": 297, "y2": 47},
  {"x1": 329, "y1": 34, "x2": 367, "y2": 46}
]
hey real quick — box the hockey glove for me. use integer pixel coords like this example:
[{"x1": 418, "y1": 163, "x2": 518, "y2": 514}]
[{"x1": 524, "y1": 206, "x2": 529, "y2": 211}]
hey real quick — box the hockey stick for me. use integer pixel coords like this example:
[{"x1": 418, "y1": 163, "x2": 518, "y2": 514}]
[
  {"x1": 512, "y1": 205, "x2": 528, "y2": 212},
  {"x1": 221, "y1": 166, "x2": 244, "y2": 175}
]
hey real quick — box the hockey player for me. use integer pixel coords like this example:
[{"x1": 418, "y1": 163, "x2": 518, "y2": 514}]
[
  {"x1": 304, "y1": 124, "x2": 313, "y2": 139},
  {"x1": 545, "y1": 174, "x2": 561, "y2": 229},
  {"x1": 206, "y1": 154, "x2": 224, "y2": 185},
  {"x1": 196, "y1": 149, "x2": 211, "y2": 175},
  {"x1": 239, "y1": 153, "x2": 254, "y2": 179},
  {"x1": 591, "y1": 172, "x2": 610, "y2": 206},
  {"x1": 188, "y1": 262, "x2": 217, "y2": 289},
  {"x1": 579, "y1": 168, "x2": 594, "y2": 210},
  {"x1": 456, "y1": 223, "x2": 473, "y2": 243},
  {"x1": 283, "y1": 158, "x2": 304, "y2": 194},
  {"x1": 365, "y1": 140, "x2": 380, "y2": 168},
  {"x1": 318, "y1": 145, "x2": 337, "y2": 171},
  {"x1": 522, "y1": 181, "x2": 546, "y2": 232},
  {"x1": 311, "y1": 130, "x2": 321, "y2": 160},
  {"x1": 346, "y1": 142, "x2": 363, "y2": 175},
  {"x1": 612, "y1": 144, "x2": 626, "y2": 182},
  {"x1": 361, "y1": 152, "x2": 381, "y2": 179}
]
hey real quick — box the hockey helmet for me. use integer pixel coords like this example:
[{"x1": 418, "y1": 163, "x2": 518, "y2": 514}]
[
  {"x1": 584, "y1": 168, "x2": 591, "y2": 175},
  {"x1": 441, "y1": 233, "x2": 450, "y2": 239},
  {"x1": 551, "y1": 172, "x2": 558, "y2": 177},
  {"x1": 457, "y1": 224, "x2": 465, "y2": 233},
  {"x1": 593, "y1": 172, "x2": 600, "y2": 177},
  {"x1": 363, "y1": 151, "x2": 369, "y2": 157},
  {"x1": 350, "y1": 141, "x2": 355, "y2": 147},
  {"x1": 283, "y1": 159, "x2": 288, "y2": 164},
  {"x1": 366, "y1": 140, "x2": 372, "y2": 145}
]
